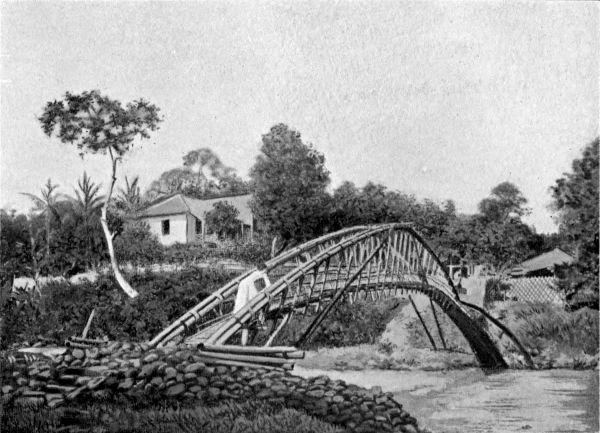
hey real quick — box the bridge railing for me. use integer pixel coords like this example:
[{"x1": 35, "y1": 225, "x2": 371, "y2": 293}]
[{"x1": 148, "y1": 226, "x2": 372, "y2": 347}]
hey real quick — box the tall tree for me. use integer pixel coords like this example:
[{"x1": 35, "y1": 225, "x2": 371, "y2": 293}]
[
  {"x1": 146, "y1": 148, "x2": 248, "y2": 200},
  {"x1": 478, "y1": 181, "x2": 530, "y2": 222},
  {"x1": 39, "y1": 90, "x2": 162, "y2": 298},
  {"x1": 551, "y1": 137, "x2": 599, "y2": 302},
  {"x1": 205, "y1": 201, "x2": 242, "y2": 240},
  {"x1": 473, "y1": 182, "x2": 536, "y2": 269},
  {"x1": 249, "y1": 124, "x2": 331, "y2": 246},
  {"x1": 21, "y1": 178, "x2": 62, "y2": 267}
]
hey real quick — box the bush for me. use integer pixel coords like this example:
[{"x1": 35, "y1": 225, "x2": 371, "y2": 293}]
[
  {"x1": 0, "y1": 268, "x2": 239, "y2": 348},
  {"x1": 507, "y1": 302, "x2": 599, "y2": 356},
  {"x1": 162, "y1": 240, "x2": 270, "y2": 265},
  {"x1": 483, "y1": 278, "x2": 511, "y2": 307},
  {"x1": 114, "y1": 221, "x2": 164, "y2": 263}
]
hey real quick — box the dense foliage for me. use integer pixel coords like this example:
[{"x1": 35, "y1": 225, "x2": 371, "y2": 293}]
[
  {"x1": 0, "y1": 268, "x2": 238, "y2": 348},
  {"x1": 507, "y1": 303, "x2": 599, "y2": 356},
  {"x1": 250, "y1": 124, "x2": 331, "y2": 244},
  {"x1": 4, "y1": 122, "x2": 595, "y2": 305},
  {"x1": 0, "y1": 210, "x2": 33, "y2": 283},
  {"x1": 145, "y1": 148, "x2": 249, "y2": 201},
  {"x1": 39, "y1": 89, "x2": 163, "y2": 298},
  {"x1": 113, "y1": 221, "x2": 165, "y2": 263},
  {"x1": 205, "y1": 201, "x2": 242, "y2": 240},
  {"x1": 161, "y1": 241, "x2": 270, "y2": 265},
  {"x1": 551, "y1": 138, "x2": 599, "y2": 307}
]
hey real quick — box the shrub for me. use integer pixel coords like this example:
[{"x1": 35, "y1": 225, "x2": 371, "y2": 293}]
[
  {"x1": 162, "y1": 241, "x2": 270, "y2": 265},
  {"x1": 507, "y1": 302, "x2": 599, "y2": 356},
  {"x1": 114, "y1": 220, "x2": 164, "y2": 263},
  {"x1": 0, "y1": 268, "x2": 239, "y2": 348},
  {"x1": 483, "y1": 277, "x2": 511, "y2": 307}
]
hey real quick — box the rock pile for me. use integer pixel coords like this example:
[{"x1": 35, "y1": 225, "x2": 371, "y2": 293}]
[{"x1": 1, "y1": 342, "x2": 421, "y2": 433}]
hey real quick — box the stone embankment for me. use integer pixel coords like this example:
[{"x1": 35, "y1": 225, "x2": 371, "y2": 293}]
[{"x1": 1, "y1": 342, "x2": 421, "y2": 433}]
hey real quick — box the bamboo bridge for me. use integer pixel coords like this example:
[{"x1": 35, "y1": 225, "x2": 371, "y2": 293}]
[{"x1": 149, "y1": 224, "x2": 510, "y2": 370}]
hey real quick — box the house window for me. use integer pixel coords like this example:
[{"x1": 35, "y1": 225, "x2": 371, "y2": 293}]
[
  {"x1": 161, "y1": 219, "x2": 170, "y2": 235},
  {"x1": 195, "y1": 219, "x2": 202, "y2": 235}
]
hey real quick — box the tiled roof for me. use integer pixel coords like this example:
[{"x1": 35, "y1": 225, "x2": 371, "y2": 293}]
[
  {"x1": 518, "y1": 248, "x2": 574, "y2": 273},
  {"x1": 183, "y1": 195, "x2": 253, "y2": 225},
  {"x1": 138, "y1": 193, "x2": 253, "y2": 225},
  {"x1": 137, "y1": 194, "x2": 190, "y2": 217}
]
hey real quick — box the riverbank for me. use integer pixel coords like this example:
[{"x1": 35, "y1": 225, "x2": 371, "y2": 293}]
[
  {"x1": 298, "y1": 297, "x2": 599, "y2": 371},
  {"x1": 294, "y1": 367, "x2": 599, "y2": 433}
]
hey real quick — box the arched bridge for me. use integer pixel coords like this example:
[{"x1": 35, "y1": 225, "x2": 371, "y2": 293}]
[{"x1": 150, "y1": 224, "x2": 508, "y2": 369}]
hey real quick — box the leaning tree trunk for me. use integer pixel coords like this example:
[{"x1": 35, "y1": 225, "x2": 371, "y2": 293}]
[{"x1": 100, "y1": 155, "x2": 139, "y2": 298}]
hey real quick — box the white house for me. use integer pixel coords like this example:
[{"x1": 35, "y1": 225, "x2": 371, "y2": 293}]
[{"x1": 137, "y1": 193, "x2": 254, "y2": 246}]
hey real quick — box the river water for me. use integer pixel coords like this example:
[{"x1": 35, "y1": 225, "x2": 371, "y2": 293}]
[{"x1": 295, "y1": 367, "x2": 599, "y2": 433}]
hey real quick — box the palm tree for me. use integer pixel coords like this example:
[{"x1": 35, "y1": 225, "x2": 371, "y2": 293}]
[
  {"x1": 117, "y1": 175, "x2": 143, "y2": 215},
  {"x1": 70, "y1": 172, "x2": 104, "y2": 266},
  {"x1": 21, "y1": 179, "x2": 62, "y2": 266}
]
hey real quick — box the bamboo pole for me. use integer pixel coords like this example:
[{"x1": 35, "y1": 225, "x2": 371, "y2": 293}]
[
  {"x1": 149, "y1": 226, "x2": 371, "y2": 347},
  {"x1": 301, "y1": 267, "x2": 319, "y2": 315},
  {"x1": 81, "y1": 309, "x2": 96, "y2": 339},
  {"x1": 429, "y1": 298, "x2": 447, "y2": 350},
  {"x1": 196, "y1": 349, "x2": 294, "y2": 365},
  {"x1": 296, "y1": 237, "x2": 387, "y2": 347},
  {"x1": 264, "y1": 313, "x2": 292, "y2": 347},
  {"x1": 408, "y1": 295, "x2": 437, "y2": 351},
  {"x1": 195, "y1": 356, "x2": 292, "y2": 371},
  {"x1": 314, "y1": 258, "x2": 331, "y2": 313}
]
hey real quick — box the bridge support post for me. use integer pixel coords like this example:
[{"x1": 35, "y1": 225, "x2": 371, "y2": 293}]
[
  {"x1": 408, "y1": 295, "x2": 437, "y2": 351},
  {"x1": 429, "y1": 298, "x2": 447, "y2": 350}
]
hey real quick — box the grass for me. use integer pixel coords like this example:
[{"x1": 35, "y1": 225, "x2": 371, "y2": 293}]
[
  {"x1": 299, "y1": 298, "x2": 598, "y2": 371},
  {"x1": 490, "y1": 302, "x2": 599, "y2": 367},
  {"x1": 1, "y1": 399, "x2": 343, "y2": 433}
]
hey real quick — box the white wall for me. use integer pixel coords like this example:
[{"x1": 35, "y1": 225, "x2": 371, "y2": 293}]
[{"x1": 144, "y1": 213, "x2": 188, "y2": 246}]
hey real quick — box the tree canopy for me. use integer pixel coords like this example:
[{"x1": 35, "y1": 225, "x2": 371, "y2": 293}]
[
  {"x1": 205, "y1": 201, "x2": 242, "y2": 240},
  {"x1": 551, "y1": 137, "x2": 599, "y2": 305},
  {"x1": 551, "y1": 138, "x2": 599, "y2": 265},
  {"x1": 478, "y1": 181, "x2": 530, "y2": 222},
  {"x1": 39, "y1": 90, "x2": 161, "y2": 157},
  {"x1": 249, "y1": 124, "x2": 331, "y2": 243},
  {"x1": 146, "y1": 148, "x2": 249, "y2": 200}
]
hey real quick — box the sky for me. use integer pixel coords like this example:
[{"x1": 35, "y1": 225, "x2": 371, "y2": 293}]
[{"x1": 1, "y1": 1, "x2": 598, "y2": 234}]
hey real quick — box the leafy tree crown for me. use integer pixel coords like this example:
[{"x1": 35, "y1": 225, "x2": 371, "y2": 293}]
[
  {"x1": 39, "y1": 90, "x2": 162, "y2": 157},
  {"x1": 249, "y1": 124, "x2": 330, "y2": 241}
]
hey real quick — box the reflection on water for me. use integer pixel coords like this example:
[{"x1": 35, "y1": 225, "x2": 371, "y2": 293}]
[{"x1": 294, "y1": 367, "x2": 599, "y2": 433}]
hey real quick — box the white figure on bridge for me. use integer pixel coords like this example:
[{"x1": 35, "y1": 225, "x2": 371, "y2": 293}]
[{"x1": 233, "y1": 261, "x2": 271, "y2": 345}]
